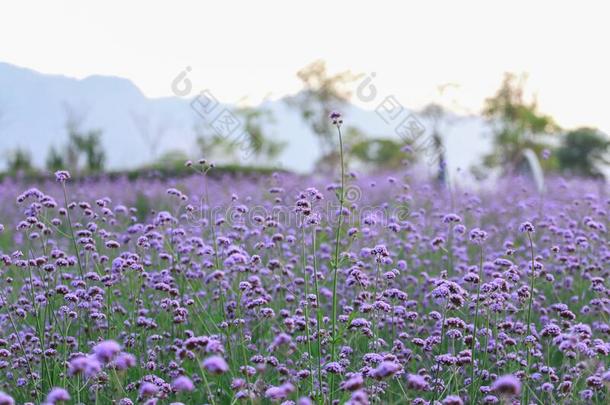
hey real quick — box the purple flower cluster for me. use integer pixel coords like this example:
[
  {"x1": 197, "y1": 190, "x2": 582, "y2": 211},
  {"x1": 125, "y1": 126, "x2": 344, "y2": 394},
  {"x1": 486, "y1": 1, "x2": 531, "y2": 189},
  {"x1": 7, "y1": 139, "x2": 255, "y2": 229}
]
[{"x1": 0, "y1": 170, "x2": 607, "y2": 404}]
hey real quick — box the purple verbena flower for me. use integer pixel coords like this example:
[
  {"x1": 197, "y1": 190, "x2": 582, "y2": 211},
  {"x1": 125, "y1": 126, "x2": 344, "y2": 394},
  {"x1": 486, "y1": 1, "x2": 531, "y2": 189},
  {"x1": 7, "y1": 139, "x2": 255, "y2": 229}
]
[
  {"x1": 45, "y1": 388, "x2": 70, "y2": 404},
  {"x1": 329, "y1": 111, "x2": 343, "y2": 126},
  {"x1": 202, "y1": 355, "x2": 229, "y2": 375},
  {"x1": 0, "y1": 392, "x2": 14, "y2": 405},
  {"x1": 54, "y1": 170, "x2": 71, "y2": 182},
  {"x1": 172, "y1": 376, "x2": 194, "y2": 392},
  {"x1": 93, "y1": 340, "x2": 122, "y2": 363},
  {"x1": 491, "y1": 374, "x2": 522, "y2": 396},
  {"x1": 264, "y1": 382, "x2": 295, "y2": 401}
]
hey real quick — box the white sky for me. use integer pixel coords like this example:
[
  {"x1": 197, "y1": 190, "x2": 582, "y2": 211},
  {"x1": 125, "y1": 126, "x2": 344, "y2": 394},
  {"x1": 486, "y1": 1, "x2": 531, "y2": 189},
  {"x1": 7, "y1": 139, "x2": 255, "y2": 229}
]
[{"x1": 1, "y1": 0, "x2": 610, "y2": 132}]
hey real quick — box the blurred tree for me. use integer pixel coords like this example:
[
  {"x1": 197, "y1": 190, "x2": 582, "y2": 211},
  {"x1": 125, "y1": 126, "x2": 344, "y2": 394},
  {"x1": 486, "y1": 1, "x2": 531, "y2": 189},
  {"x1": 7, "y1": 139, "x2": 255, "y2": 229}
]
[
  {"x1": 342, "y1": 127, "x2": 413, "y2": 170},
  {"x1": 5, "y1": 148, "x2": 33, "y2": 175},
  {"x1": 289, "y1": 60, "x2": 360, "y2": 157},
  {"x1": 236, "y1": 106, "x2": 285, "y2": 161},
  {"x1": 45, "y1": 146, "x2": 65, "y2": 171},
  {"x1": 195, "y1": 129, "x2": 234, "y2": 161},
  {"x1": 130, "y1": 110, "x2": 170, "y2": 160},
  {"x1": 194, "y1": 129, "x2": 235, "y2": 160},
  {"x1": 420, "y1": 103, "x2": 448, "y2": 183},
  {"x1": 63, "y1": 103, "x2": 87, "y2": 170},
  {"x1": 350, "y1": 139, "x2": 410, "y2": 169},
  {"x1": 70, "y1": 130, "x2": 106, "y2": 172},
  {"x1": 61, "y1": 105, "x2": 107, "y2": 173},
  {"x1": 556, "y1": 127, "x2": 609, "y2": 178},
  {"x1": 481, "y1": 73, "x2": 558, "y2": 174},
  {"x1": 195, "y1": 106, "x2": 284, "y2": 164},
  {"x1": 153, "y1": 150, "x2": 191, "y2": 171}
]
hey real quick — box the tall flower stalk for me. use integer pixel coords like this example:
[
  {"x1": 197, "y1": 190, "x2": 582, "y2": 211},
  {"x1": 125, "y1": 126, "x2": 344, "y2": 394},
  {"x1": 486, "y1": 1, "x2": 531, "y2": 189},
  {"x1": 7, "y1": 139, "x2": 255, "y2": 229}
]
[
  {"x1": 311, "y1": 225, "x2": 324, "y2": 398},
  {"x1": 300, "y1": 221, "x2": 315, "y2": 395},
  {"x1": 520, "y1": 221, "x2": 536, "y2": 404},
  {"x1": 329, "y1": 111, "x2": 345, "y2": 403},
  {"x1": 197, "y1": 161, "x2": 233, "y2": 363},
  {"x1": 469, "y1": 242, "x2": 484, "y2": 402},
  {"x1": 468, "y1": 227, "x2": 487, "y2": 402},
  {"x1": 56, "y1": 171, "x2": 84, "y2": 279}
]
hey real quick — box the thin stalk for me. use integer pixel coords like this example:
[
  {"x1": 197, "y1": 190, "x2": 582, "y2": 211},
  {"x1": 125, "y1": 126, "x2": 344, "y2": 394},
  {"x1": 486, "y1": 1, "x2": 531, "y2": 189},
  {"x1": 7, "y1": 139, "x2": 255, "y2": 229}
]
[
  {"x1": 470, "y1": 244, "x2": 484, "y2": 403},
  {"x1": 311, "y1": 229, "x2": 323, "y2": 398},
  {"x1": 431, "y1": 301, "x2": 449, "y2": 403},
  {"x1": 371, "y1": 258, "x2": 382, "y2": 352},
  {"x1": 0, "y1": 290, "x2": 39, "y2": 401},
  {"x1": 199, "y1": 364, "x2": 217, "y2": 405},
  {"x1": 523, "y1": 231, "x2": 536, "y2": 404},
  {"x1": 447, "y1": 224, "x2": 454, "y2": 277},
  {"x1": 329, "y1": 124, "x2": 345, "y2": 404},
  {"x1": 61, "y1": 183, "x2": 84, "y2": 279},
  {"x1": 201, "y1": 168, "x2": 233, "y2": 366},
  {"x1": 300, "y1": 222, "x2": 315, "y2": 395}
]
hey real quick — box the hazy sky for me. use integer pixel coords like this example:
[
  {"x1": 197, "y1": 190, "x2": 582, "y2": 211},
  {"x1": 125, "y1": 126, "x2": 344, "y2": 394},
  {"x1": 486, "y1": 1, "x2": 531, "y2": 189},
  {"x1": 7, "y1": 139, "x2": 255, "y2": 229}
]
[{"x1": 2, "y1": 0, "x2": 609, "y2": 132}]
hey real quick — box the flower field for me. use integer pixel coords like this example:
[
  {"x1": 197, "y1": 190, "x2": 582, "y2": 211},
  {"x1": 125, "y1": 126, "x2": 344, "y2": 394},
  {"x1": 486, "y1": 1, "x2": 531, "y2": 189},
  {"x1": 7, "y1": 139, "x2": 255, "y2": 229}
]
[{"x1": 0, "y1": 163, "x2": 608, "y2": 404}]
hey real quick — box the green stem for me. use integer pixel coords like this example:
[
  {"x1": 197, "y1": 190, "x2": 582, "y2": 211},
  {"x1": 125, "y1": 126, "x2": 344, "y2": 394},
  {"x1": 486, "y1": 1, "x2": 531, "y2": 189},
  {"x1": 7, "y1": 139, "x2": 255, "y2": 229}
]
[
  {"x1": 62, "y1": 183, "x2": 84, "y2": 279},
  {"x1": 371, "y1": 259, "x2": 381, "y2": 352},
  {"x1": 470, "y1": 245, "x2": 484, "y2": 403},
  {"x1": 301, "y1": 222, "x2": 315, "y2": 396},
  {"x1": 329, "y1": 124, "x2": 345, "y2": 404},
  {"x1": 524, "y1": 232, "x2": 536, "y2": 404},
  {"x1": 311, "y1": 229, "x2": 323, "y2": 400}
]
